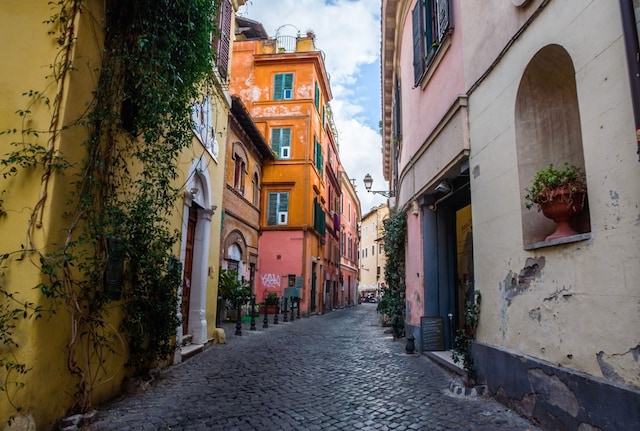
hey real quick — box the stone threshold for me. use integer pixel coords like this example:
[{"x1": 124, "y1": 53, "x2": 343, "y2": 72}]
[{"x1": 180, "y1": 343, "x2": 204, "y2": 361}]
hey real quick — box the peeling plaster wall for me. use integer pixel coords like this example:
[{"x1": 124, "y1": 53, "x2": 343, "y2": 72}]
[{"x1": 467, "y1": 0, "x2": 640, "y2": 394}]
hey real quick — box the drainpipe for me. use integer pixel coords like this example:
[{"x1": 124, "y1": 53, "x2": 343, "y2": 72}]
[{"x1": 619, "y1": 0, "x2": 640, "y2": 161}]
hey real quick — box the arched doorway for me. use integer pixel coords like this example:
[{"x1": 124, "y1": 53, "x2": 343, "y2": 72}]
[{"x1": 179, "y1": 161, "x2": 214, "y2": 347}]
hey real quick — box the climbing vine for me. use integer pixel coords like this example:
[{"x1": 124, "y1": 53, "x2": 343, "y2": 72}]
[
  {"x1": 452, "y1": 290, "x2": 482, "y2": 382},
  {"x1": 377, "y1": 210, "x2": 407, "y2": 338},
  {"x1": 0, "y1": 0, "x2": 219, "y2": 418}
]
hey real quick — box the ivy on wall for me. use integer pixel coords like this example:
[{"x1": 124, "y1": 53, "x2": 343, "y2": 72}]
[
  {"x1": 377, "y1": 210, "x2": 407, "y2": 337},
  {"x1": 0, "y1": 0, "x2": 220, "y2": 418}
]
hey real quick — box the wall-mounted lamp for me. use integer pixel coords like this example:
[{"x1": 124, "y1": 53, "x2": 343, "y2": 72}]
[
  {"x1": 363, "y1": 173, "x2": 394, "y2": 197},
  {"x1": 435, "y1": 180, "x2": 451, "y2": 194}
]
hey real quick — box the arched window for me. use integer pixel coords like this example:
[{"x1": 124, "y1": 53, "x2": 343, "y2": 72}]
[{"x1": 515, "y1": 44, "x2": 591, "y2": 246}]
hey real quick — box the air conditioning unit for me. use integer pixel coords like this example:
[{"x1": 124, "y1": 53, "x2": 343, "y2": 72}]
[{"x1": 278, "y1": 212, "x2": 288, "y2": 225}]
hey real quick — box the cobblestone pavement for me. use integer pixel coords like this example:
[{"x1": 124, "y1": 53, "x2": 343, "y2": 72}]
[{"x1": 87, "y1": 305, "x2": 541, "y2": 431}]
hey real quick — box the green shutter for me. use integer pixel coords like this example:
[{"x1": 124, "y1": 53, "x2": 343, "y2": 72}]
[
  {"x1": 271, "y1": 128, "x2": 281, "y2": 157},
  {"x1": 267, "y1": 192, "x2": 277, "y2": 225},
  {"x1": 280, "y1": 192, "x2": 288, "y2": 213},
  {"x1": 274, "y1": 74, "x2": 284, "y2": 101},
  {"x1": 314, "y1": 82, "x2": 320, "y2": 109},
  {"x1": 282, "y1": 128, "x2": 291, "y2": 153},
  {"x1": 284, "y1": 73, "x2": 293, "y2": 98}
]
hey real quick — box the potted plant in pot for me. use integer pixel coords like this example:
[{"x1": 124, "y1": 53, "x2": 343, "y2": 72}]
[
  {"x1": 264, "y1": 292, "x2": 278, "y2": 314},
  {"x1": 218, "y1": 268, "x2": 251, "y2": 321},
  {"x1": 524, "y1": 163, "x2": 587, "y2": 241}
]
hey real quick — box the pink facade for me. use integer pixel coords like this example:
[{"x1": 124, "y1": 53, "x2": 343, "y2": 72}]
[
  {"x1": 256, "y1": 230, "x2": 304, "y2": 301},
  {"x1": 382, "y1": 0, "x2": 471, "y2": 350}
]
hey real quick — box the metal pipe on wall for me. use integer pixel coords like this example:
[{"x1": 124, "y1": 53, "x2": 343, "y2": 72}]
[{"x1": 619, "y1": 0, "x2": 640, "y2": 160}]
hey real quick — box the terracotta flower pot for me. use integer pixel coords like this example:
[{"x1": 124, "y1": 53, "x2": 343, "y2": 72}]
[{"x1": 539, "y1": 190, "x2": 585, "y2": 241}]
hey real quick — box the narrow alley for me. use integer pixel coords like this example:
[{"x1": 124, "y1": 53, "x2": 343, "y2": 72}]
[{"x1": 87, "y1": 305, "x2": 540, "y2": 431}]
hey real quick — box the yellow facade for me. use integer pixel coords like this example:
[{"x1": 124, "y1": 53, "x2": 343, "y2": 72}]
[{"x1": 0, "y1": 0, "x2": 239, "y2": 427}]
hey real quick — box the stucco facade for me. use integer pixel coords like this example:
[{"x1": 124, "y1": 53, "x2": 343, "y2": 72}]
[
  {"x1": 231, "y1": 20, "x2": 353, "y2": 315},
  {"x1": 464, "y1": 1, "x2": 640, "y2": 428},
  {"x1": 219, "y1": 95, "x2": 274, "y2": 292},
  {"x1": 382, "y1": 0, "x2": 640, "y2": 428},
  {"x1": 358, "y1": 204, "x2": 389, "y2": 299},
  {"x1": 0, "y1": 0, "x2": 242, "y2": 426},
  {"x1": 340, "y1": 174, "x2": 361, "y2": 307}
]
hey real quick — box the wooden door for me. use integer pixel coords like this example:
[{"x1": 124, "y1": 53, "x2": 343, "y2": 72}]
[{"x1": 182, "y1": 205, "x2": 197, "y2": 333}]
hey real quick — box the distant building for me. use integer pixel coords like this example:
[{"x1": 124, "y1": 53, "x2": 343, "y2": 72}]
[
  {"x1": 231, "y1": 17, "x2": 361, "y2": 315},
  {"x1": 339, "y1": 174, "x2": 361, "y2": 307},
  {"x1": 358, "y1": 204, "x2": 389, "y2": 300},
  {"x1": 220, "y1": 95, "x2": 274, "y2": 288}
]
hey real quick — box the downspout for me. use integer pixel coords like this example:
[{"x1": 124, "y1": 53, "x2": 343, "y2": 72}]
[{"x1": 619, "y1": 0, "x2": 640, "y2": 161}]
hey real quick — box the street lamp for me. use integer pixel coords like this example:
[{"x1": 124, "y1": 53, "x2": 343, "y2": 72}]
[{"x1": 363, "y1": 173, "x2": 394, "y2": 197}]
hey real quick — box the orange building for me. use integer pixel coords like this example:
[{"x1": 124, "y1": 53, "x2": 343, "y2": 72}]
[{"x1": 231, "y1": 18, "x2": 340, "y2": 315}]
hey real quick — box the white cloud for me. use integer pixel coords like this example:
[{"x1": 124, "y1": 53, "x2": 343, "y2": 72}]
[{"x1": 238, "y1": 0, "x2": 386, "y2": 213}]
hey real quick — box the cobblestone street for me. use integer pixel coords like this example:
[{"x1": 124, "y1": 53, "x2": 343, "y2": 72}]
[{"x1": 87, "y1": 305, "x2": 541, "y2": 431}]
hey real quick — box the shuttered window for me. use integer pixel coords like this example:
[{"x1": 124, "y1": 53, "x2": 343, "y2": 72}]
[
  {"x1": 215, "y1": 0, "x2": 232, "y2": 79},
  {"x1": 412, "y1": 0, "x2": 451, "y2": 84},
  {"x1": 314, "y1": 136, "x2": 323, "y2": 176},
  {"x1": 314, "y1": 81, "x2": 320, "y2": 110},
  {"x1": 313, "y1": 198, "x2": 326, "y2": 237},
  {"x1": 270, "y1": 128, "x2": 291, "y2": 159},
  {"x1": 267, "y1": 192, "x2": 289, "y2": 225},
  {"x1": 274, "y1": 73, "x2": 294, "y2": 100}
]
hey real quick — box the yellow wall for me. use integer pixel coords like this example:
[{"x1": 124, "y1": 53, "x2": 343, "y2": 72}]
[{"x1": 0, "y1": 1, "x2": 232, "y2": 427}]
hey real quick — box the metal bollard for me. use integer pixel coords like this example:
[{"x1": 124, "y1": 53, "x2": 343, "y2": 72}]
[
  {"x1": 262, "y1": 298, "x2": 269, "y2": 329},
  {"x1": 235, "y1": 297, "x2": 242, "y2": 336},
  {"x1": 290, "y1": 298, "x2": 295, "y2": 321},
  {"x1": 283, "y1": 297, "x2": 289, "y2": 322},
  {"x1": 250, "y1": 295, "x2": 256, "y2": 331},
  {"x1": 273, "y1": 297, "x2": 279, "y2": 325},
  {"x1": 216, "y1": 295, "x2": 223, "y2": 328}
]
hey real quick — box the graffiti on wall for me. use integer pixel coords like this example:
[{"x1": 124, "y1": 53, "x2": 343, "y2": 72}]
[{"x1": 261, "y1": 273, "x2": 282, "y2": 289}]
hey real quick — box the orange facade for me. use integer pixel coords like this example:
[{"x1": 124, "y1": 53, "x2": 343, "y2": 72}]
[{"x1": 231, "y1": 27, "x2": 340, "y2": 315}]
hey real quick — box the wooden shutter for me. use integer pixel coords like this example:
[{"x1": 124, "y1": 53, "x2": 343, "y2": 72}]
[
  {"x1": 412, "y1": 1, "x2": 425, "y2": 83},
  {"x1": 267, "y1": 192, "x2": 277, "y2": 225},
  {"x1": 436, "y1": 0, "x2": 450, "y2": 42},
  {"x1": 279, "y1": 192, "x2": 288, "y2": 215},
  {"x1": 217, "y1": 0, "x2": 232, "y2": 79},
  {"x1": 283, "y1": 73, "x2": 293, "y2": 98},
  {"x1": 271, "y1": 128, "x2": 281, "y2": 157},
  {"x1": 274, "y1": 74, "x2": 284, "y2": 101}
]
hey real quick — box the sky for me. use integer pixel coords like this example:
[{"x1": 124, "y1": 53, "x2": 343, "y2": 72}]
[{"x1": 237, "y1": 0, "x2": 388, "y2": 214}]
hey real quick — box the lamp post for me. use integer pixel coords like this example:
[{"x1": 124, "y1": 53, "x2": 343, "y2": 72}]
[{"x1": 363, "y1": 173, "x2": 394, "y2": 198}]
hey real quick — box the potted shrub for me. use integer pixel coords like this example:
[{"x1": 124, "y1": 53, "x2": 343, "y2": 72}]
[
  {"x1": 218, "y1": 268, "x2": 251, "y2": 321},
  {"x1": 524, "y1": 163, "x2": 587, "y2": 240},
  {"x1": 264, "y1": 292, "x2": 278, "y2": 314}
]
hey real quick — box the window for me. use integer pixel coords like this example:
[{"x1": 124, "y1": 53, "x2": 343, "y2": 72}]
[
  {"x1": 314, "y1": 81, "x2": 320, "y2": 109},
  {"x1": 314, "y1": 136, "x2": 324, "y2": 175},
  {"x1": 379, "y1": 243, "x2": 383, "y2": 254},
  {"x1": 274, "y1": 73, "x2": 294, "y2": 100},
  {"x1": 348, "y1": 237, "x2": 352, "y2": 260},
  {"x1": 372, "y1": 245, "x2": 375, "y2": 255},
  {"x1": 214, "y1": 0, "x2": 232, "y2": 79},
  {"x1": 271, "y1": 128, "x2": 291, "y2": 159},
  {"x1": 252, "y1": 173, "x2": 259, "y2": 206},
  {"x1": 233, "y1": 156, "x2": 245, "y2": 192},
  {"x1": 412, "y1": 0, "x2": 451, "y2": 84},
  {"x1": 314, "y1": 198, "x2": 326, "y2": 236},
  {"x1": 267, "y1": 192, "x2": 289, "y2": 225}
]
